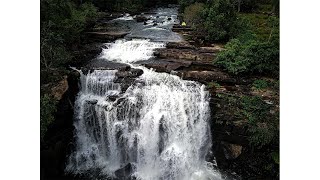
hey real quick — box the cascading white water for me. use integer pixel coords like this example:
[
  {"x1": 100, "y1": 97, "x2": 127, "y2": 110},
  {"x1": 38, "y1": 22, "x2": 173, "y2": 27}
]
[
  {"x1": 66, "y1": 39, "x2": 223, "y2": 180},
  {"x1": 66, "y1": 7, "x2": 223, "y2": 180},
  {"x1": 100, "y1": 39, "x2": 165, "y2": 63}
]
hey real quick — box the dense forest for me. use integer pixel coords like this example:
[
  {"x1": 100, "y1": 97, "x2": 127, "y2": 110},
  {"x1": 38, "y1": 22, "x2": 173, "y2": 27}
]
[{"x1": 41, "y1": 0, "x2": 279, "y2": 179}]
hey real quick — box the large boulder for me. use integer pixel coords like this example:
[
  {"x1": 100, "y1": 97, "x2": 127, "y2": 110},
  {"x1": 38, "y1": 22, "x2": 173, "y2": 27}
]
[
  {"x1": 135, "y1": 15, "x2": 149, "y2": 22},
  {"x1": 51, "y1": 76, "x2": 68, "y2": 101},
  {"x1": 221, "y1": 141, "x2": 243, "y2": 160}
]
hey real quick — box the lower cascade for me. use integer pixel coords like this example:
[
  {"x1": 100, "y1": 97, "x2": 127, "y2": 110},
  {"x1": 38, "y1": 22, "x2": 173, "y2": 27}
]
[{"x1": 66, "y1": 8, "x2": 223, "y2": 180}]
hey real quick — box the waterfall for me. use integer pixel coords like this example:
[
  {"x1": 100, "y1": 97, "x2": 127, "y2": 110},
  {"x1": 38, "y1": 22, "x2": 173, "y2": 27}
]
[
  {"x1": 100, "y1": 39, "x2": 165, "y2": 63},
  {"x1": 66, "y1": 7, "x2": 223, "y2": 180}
]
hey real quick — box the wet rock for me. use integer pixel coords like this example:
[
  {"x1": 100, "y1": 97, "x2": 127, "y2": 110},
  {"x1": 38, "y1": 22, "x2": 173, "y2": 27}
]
[
  {"x1": 172, "y1": 25, "x2": 192, "y2": 32},
  {"x1": 166, "y1": 42, "x2": 196, "y2": 50},
  {"x1": 179, "y1": 70, "x2": 236, "y2": 84},
  {"x1": 199, "y1": 46, "x2": 225, "y2": 53},
  {"x1": 221, "y1": 141, "x2": 243, "y2": 160},
  {"x1": 136, "y1": 59, "x2": 192, "y2": 73},
  {"x1": 84, "y1": 59, "x2": 131, "y2": 71},
  {"x1": 115, "y1": 163, "x2": 136, "y2": 179},
  {"x1": 70, "y1": 43, "x2": 104, "y2": 67},
  {"x1": 85, "y1": 31, "x2": 129, "y2": 42},
  {"x1": 108, "y1": 95, "x2": 118, "y2": 102},
  {"x1": 116, "y1": 68, "x2": 143, "y2": 78},
  {"x1": 87, "y1": 99, "x2": 98, "y2": 104},
  {"x1": 135, "y1": 15, "x2": 149, "y2": 22}
]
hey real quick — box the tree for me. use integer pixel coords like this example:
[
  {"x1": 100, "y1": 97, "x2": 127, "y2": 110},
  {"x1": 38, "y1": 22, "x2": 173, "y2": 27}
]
[{"x1": 201, "y1": 0, "x2": 238, "y2": 42}]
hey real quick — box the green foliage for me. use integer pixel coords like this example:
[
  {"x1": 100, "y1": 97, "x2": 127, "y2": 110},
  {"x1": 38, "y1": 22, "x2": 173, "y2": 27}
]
[
  {"x1": 183, "y1": 3, "x2": 204, "y2": 27},
  {"x1": 248, "y1": 122, "x2": 278, "y2": 148},
  {"x1": 178, "y1": 0, "x2": 196, "y2": 12},
  {"x1": 239, "y1": 13, "x2": 279, "y2": 41},
  {"x1": 213, "y1": 10, "x2": 279, "y2": 76},
  {"x1": 208, "y1": 81, "x2": 221, "y2": 88},
  {"x1": 41, "y1": 0, "x2": 98, "y2": 69},
  {"x1": 236, "y1": 0, "x2": 259, "y2": 12},
  {"x1": 201, "y1": 0, "x2": 238, "y2": 42},
  {"x1": 40, "y1": 94, "x2": 57, "y2": 140},
  {"x1": 241, "y1": 96, "x2": 270, "y2": 124},
  {"x1": 40, "y1": 21, "x2": 72, "y2": 69},
  {"x1": 270, "y1": 151, "x2": 279, "y2": 164},
  {"x1": 215, "y1": 39, "x2": 250, "y2": 74},
  {"x1": 252, "y1": 79, "x2": 269, "y2": 90},
  {"x1": 215, "y1": 33, "x2": 279, "y2": 76},
  {"x1": 62, "y1": 2, "x2": 98, "y2": 44},
  {"x1": 240, "y1": 96, "x2": 279, "y2": 148}
]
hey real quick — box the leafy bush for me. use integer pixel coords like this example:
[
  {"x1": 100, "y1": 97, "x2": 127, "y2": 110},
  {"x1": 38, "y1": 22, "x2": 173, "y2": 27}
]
[
  {"x1": 239, "y1": 13, "x2": 279, "y2": 41},
  {"x1": 201, "y1": 0, "x2": 238, "y2": 42},
  {"x1": 208, "y1": 81, "x2": 221, "y2": 88},
  {"x1": 270, "y1": 151, "x2": 279, "y2": 164},
  {"x1": 183, "y1": 3, "x2": 205, "y2": 27},
  {"x1": 240, "y1": 96, "x2": 279, "y2": 148},
  {"x1": 215, "y1": 37, "x2": 279, "y2": 76},
  {"x1": 248, "y1": 122, "x2": 278, "y2": 148},
  {"x1": 241, "y1": 96, "x2": 270, "y2": 124},
  {"x1": 41, "y1": 94, "x2": 57, "y2": 140},
  {"x1": 252, "y1": 79, "x2": 269, "y2": 90}
]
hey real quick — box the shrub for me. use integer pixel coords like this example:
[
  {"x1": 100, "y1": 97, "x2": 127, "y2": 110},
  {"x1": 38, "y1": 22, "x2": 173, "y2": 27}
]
[
  {"x1": 208, "y1": 81, "x2": 221, "y2": 88},
  {"x1": 241, "y1": 96, "x2": 270, "y2": 124},
  {"x1": 240, "y1": 96, "x2": 279, "y2": 149},
  {"x1": 215, "y1": 14, "x2": 279, "y2": 76},
  {"x1": 252, "y1": 79, "x2": 269, "y2": 90},
  {"x1": 215, "y1": 37, "x2": 279, "y2": 76},
  {"x1": 201, "y1": 0, "x2": 238, "y2": 42},
  {"x1": 40, "y1": 94, "x2": 57, "y2": 140},
  {"x1": 183, "y1": 3, "x2": 205, "y2": 27},
  {"x1": 178, "y1": 0, "x2": 196, "y2": 12}
]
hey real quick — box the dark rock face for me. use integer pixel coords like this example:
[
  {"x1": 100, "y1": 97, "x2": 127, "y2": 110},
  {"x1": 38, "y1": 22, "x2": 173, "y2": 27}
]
[
  {"x1": 41, "y1": 71, "x2": 79, "y2": 180},
  {"x1": 221, "y1": 141, "x2": 243, "y2": 160},
  {"x1": 135, "y1": 15, "x2": 149, "y2": 22},
  {"x1": 69, "y1": 43, "x2": 104, "y2": 68},
  {"x1": 178, "y1": 70, "x2": 236, "y2": 84}
]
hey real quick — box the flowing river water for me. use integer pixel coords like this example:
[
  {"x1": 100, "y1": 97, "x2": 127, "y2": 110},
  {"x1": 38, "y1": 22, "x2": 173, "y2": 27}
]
[{"x1": 66, "y1": 7, "x2": 224, "y2": 180}]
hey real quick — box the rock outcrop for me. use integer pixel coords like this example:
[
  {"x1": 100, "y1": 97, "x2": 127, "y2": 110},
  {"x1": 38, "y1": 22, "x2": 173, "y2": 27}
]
[{"x1": 85, "y1": 31, "x2": 129, "y2": 42}]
